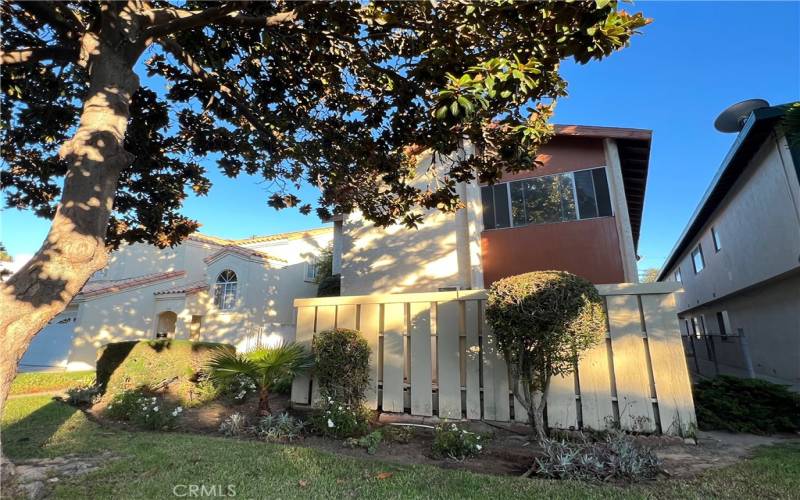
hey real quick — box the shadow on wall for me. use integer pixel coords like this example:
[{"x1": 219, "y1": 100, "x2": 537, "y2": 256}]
[{"x1": 342, "y1": 210, "x2": 465, "y2": 295}]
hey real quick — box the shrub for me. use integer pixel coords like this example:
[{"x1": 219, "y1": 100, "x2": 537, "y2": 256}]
[
  {"x1": 96, "y1": 340, "x2": 232, "y2": 407},
  {"x1": 432, "y1": 422, "x2": 485, "y2": 461},
  {"x1": 383, "y1": 425, "x2": 414, "y2": 444},
  {"x1": 10, "y1": 370, "x2": 95, "y2": 395},
  {"x1": 532, "y1": 433, "x2": 661, "y2": 482},
  {"x1": 220, "y1": 373, "x2": 258, "y2": 404},
  {"x1": 256, "y1": 413, "x2": 305, "y2": 442},
  {"x1": 65, "y1": 384, "x2": 102, "y2": 406},
  {"x1": 219, "y1": 413, "x2": 251, "y2": 437},
  {"x1": 313, "y1": 328, "x2": 370, "y2": 405},
  {"x1": 486, "y1": 271, "x2": 605, "y2": 439},
  {"x1": 105, "y1": 390, "x2": 183, "y2": 430},
  {"x1": 345, "y1": 430, "x2": 383, "y2": 454},
  {"x1": 311, "y1": 396, "x2": 371, "y2": 439},
  {"x1": 317, "y1": 274, "x2": 341, "y2": 297},
  {"x1": 694, "y1": 375, "x2": 800, "y2": 434}
]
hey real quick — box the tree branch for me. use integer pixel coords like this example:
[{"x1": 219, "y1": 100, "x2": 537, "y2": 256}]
[
  {"x1": 141, "y1": 3, "x2": 244, "y2": 42},
  {"x1": 0, "y1": 46, "x2": 77, "y2": 66},
  {"x1": 157, "y1": 37, "x2": 283, "y2": 143},
  {"x1": 215, "y1": 10, "x2": 300, "y2": 28},
  {"x1": 15, "y1": 1, "x2": 84, "y2": 41}
]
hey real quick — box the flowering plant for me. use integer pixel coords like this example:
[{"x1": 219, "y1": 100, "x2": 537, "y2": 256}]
[
  {"x1": 311, "y1": 396, "x2": 371, "y2": 439},
  {"x1": 105, "y1": 390, "x2": 181, "y2": 430},
  {"x1": 432, "y1": 422, "x2": 486, "y2": 460}
]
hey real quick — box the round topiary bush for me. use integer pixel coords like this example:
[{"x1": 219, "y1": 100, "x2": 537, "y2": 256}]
[
  {"x1": 313, "y1": 328, "x2": 370, "y2": 405},
  {"x1": 486, "y1": 271, "x2": 606, "y2": 439}
]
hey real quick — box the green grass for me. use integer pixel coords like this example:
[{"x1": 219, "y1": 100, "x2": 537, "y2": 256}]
[
  {"x1": 9, "y1": 371, "x2": 95, "y2": 395},
  {"x1": 3, "y1": 395, "x2": 800, "y2": 499}
]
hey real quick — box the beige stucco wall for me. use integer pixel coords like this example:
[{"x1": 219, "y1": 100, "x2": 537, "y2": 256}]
[{"x1": 340, "y1": 148, "x2": 482, "y2": 295}]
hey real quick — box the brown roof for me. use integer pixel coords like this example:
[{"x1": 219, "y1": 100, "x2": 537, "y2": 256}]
[
  {"x1": 154, "y1": 279, "x2": 208, "y2": 296},
  {"x1": 554, "y1": 124, "x2": 652, "y2": 141},
  {"x1": 77, "y1": 271, "x2": 185, "y2": 300}
]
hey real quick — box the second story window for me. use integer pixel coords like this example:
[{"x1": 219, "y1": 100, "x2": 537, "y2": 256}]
[
  {"x1": 712, "y1": 227, "x2": 722, "y2": 252},
  {"x1": 691, "y1": 245, "x2": 705, "y2": 274},
  {"x1": 213, "y1": 270, "x2": 237, "y2": 310},
  {"x1": 481, "y1": 167, "x2": 612, "y2": 230},
  {"x1": 305, "y1": 257, "x2": 318, "y2": 282},
  {"x1": 674, "y1": 268, "x2": 682, "y2": 283}
]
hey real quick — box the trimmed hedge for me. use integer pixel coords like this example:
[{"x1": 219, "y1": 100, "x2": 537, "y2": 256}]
[
  {"x1": 96, "y1": 339, "x2": 233, "y2": 407},
  {"x1": 10, "y1": 371, "x2": 96, "y2": 395},
  {"x1": 694, "y1": 375, "x2": 800, "y2": 434},
  {"x1": 313, "y1": 328, "x2": 370, "y2": 404}
]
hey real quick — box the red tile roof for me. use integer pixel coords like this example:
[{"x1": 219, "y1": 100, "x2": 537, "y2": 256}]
[
  {"x1": 77, "y1": 271, "x2": 185, "y2": 300},
  {"x1": 153, "y1": 280, "x2": 208, "y2": 296}
]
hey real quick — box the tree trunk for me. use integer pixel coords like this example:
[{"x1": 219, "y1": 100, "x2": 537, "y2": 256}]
[
  {"x1": 0, "y1": 36, "x2": 139, "y2": 417},
  {"x1": 258, "y1": 387, "x2": 272, "y2": 416}
]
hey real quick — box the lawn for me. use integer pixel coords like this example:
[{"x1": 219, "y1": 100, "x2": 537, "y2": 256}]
[
  {"x1": 3, "y1": 395, "x2": 800, "y2": 499},
  {"x1": 9, "y1": 371, "x2": 95, "y2": 395}
]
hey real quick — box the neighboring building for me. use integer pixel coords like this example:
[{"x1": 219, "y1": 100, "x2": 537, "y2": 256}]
[
  {"x1": 336, "y1": 124, "x2": 651, "y2": 295},
  {"x1": 20, "y1": 228, "x2": 333, "y2": 371},
  {"x1": 657, "y1": 103, "x2": 800, "y2": 389}
]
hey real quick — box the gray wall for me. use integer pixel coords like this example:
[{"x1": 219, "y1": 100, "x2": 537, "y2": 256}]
[{"x1": 666, "y1": 135, "x2": 800, "y2": 311}]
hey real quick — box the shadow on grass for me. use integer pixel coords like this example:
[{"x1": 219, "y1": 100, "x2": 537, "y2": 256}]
[{"x1": 3, "y1": 397, "x2": 80, "y2": 459}]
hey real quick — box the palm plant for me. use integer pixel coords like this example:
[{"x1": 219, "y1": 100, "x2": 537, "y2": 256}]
[{"x1": 206, "y1": 343, "x2": 314, "y2": 415}]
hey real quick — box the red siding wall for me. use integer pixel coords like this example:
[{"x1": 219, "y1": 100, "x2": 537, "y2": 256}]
[{"x1": 481, "y1": 136, "x2": 626, "y2": 285}]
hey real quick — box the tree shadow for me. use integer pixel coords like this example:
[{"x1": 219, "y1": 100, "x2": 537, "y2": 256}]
[{"x1": 2, "y1": 398, "x2": 80, "y2": 459}]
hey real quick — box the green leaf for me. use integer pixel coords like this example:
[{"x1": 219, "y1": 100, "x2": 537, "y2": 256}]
[
  {"x1": 500, "y1": 90, "x2": 512, "y2": 98},
  {"x1": 457, "y1": 96, "x2": 474, "y2": 114},
  {"x1": 435, "y1": 105, "x2": 448, "y2": 120},
  {"x1": 450, "y1": 100, "x2": 460, "y2": 116},
  {"x1": 466, "y1": 5, "x2": 476, "y2": 15},
  {"x1": 595, "y1": 0, "x2": 611, "y2": 9}
]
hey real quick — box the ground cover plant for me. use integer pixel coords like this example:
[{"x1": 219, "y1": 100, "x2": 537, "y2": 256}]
[
  {"x1": 4, "y1": 394, "x2": 800, "y2": 499},
  {"x1": 694, "y1": 375, "x2": 800, "y2": 434}
]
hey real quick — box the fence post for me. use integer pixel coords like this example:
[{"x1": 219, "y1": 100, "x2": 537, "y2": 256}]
[
  {"x1": 708, "y1": 334, "x2": 720, "y2": 375},
  {"x1": 688, "y1": 335, "x2": 701, "y2": 374}
]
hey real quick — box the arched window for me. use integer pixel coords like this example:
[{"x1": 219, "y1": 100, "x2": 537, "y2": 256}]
[{"x1": 214, "y1": 270, "x2": 237, "y2": 310}]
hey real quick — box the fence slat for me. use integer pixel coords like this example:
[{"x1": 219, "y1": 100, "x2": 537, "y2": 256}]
[
  {"x1": 481, "y1": 302, "x2": 511, "y2": 422},
  {"x1": 336, "y1": 304, "x2": 357, "y2": 330},
  {"x1": 437, "y1": 301, "x2": 462, "y2": 419},
  {"x1": 464, "y1": 301, "x2": 481, "y2": 420},
  {"x1": 578, "y1": 340, "x2": 614, "y2": 430},
  {"x1": 290, "y1": 306, "x2": 316, "y2": 405},
  {"x1": 641, "y1": 294, "x2": 697, "y2": 435},
  {"x1": 607, "y1": 295, "x2": 656, "y2": 432},
  {"x1": 547, "y1": 373, "x2": 577, "y2": 429},
  {"x1": 409, "y1": 302, "x2": 433, "y2": 416},
  {"x1": 382, "y1": 303, "x2": 405, "y2": 413},
  {"x1": 360, "y1": 303, "x2": 381, "y2": 410}
]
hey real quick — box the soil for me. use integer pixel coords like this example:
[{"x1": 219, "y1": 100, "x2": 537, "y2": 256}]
[{"x1": 86, "y1": 393, "x2": 800, "y2": 481}]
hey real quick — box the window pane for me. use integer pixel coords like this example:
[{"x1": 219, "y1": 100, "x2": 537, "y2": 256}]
[
  {"x1": 524, "y1": 177, "x2": 552, "y2": 223},
  {"x1": 493, "y1": 184, "x2": 510, "y2": 228},
  {"x1": 480, "y1": 186, "x2": 495, "y2": 230},
  {"x1": 592, "y1": 168, "x2": 612, "y2": 217},
  {"x1": 692, "y1": 245, "x2": 704, "y2": 273},
  {"x1": 574, "y1": 170, "x2": 598, "y2": 219},
  {"x1": 509, "y1": 181, "x2": 527, "y2": 226},
  {"x1": 712, "y1": 227, "x2": 722, "y2": 251},
  {"x1": 559, "y1": 174, "x2": 577, "y2": 221}
]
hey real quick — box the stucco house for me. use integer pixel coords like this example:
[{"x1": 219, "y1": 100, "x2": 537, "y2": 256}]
[
  {"x1": 20, "y1": 228, "x2": 333, "y2": 371},
  {"x1": 21, "y1": 122, "x2": 653, "y2": 372},
  {"x1": 333, "y1": 124, "x2": 651, "y2": 295},
  {"x1": 657, "y1": 102, "x2": 800, "y2": 389}
]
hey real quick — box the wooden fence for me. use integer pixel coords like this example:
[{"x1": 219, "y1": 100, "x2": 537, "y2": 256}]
[{"x1": 290, "y1": 283, "x2": 696, "y2": 436}]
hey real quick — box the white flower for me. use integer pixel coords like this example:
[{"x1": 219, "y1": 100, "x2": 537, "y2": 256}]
[
  {"x1": 327, "y1": 419, "x2": 335, "y2": 428},
  {"x1": 476, "y1": 444, "x2": 482, "y2": 451},
  {"x1": 107, "y1": 405, "x2": 113, "y2": 410},
  {"x1": 153, "y1": 406, "x2": 159, "y2": 412},
  {"x1": 476, "y1": 435, "x2": 481, "y2": 440},
  {"x1": 176, "y1": 406, "x2": 183, "y2": 413}
]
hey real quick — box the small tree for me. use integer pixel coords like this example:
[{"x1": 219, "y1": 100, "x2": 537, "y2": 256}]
[
  {"x1": 206, "y1": 343, "x2": 313, "y2": 415},
  {"x1": 313, "y1": 328, "x2": 371, "y2": 405},
  {"x1": 486, "y1": 271, "x2": 606, "y2": 440},
  {"x1": 640, "y1": 268, "x2": 659, "y2": 283}
]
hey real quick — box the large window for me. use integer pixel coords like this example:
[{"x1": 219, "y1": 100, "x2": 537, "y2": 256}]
[
  {"x1": 691, "y1": 244, "x2": 705, "y2": 274},
  {"x1": 213, "y1": 270, "x2": 238, "y2": 310},
  {"x1": 481, "y1": 167, "x2": 612, "y2": 230}
]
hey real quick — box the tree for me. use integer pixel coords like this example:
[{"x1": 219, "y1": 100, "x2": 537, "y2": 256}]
[
  {"x1": 206, "y1": 343, "x2": 314, "y2": 415},
  {"x1": 0, "y1": 1, "x2": 648, "y2": 414},
  {"x1": 0, "y1": 243, "x2": 11, "y2": 281},
  {"x1": 485, "y1": 271, "x2": 606, "y2": 440},
  {"x1": 640, "y1": 268, "x2": 659, "y2": 283}
]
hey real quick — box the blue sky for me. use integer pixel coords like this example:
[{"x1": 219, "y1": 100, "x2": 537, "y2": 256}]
[{"x1": 2, "y1": 1, "x2": 798, "y2": 273}]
